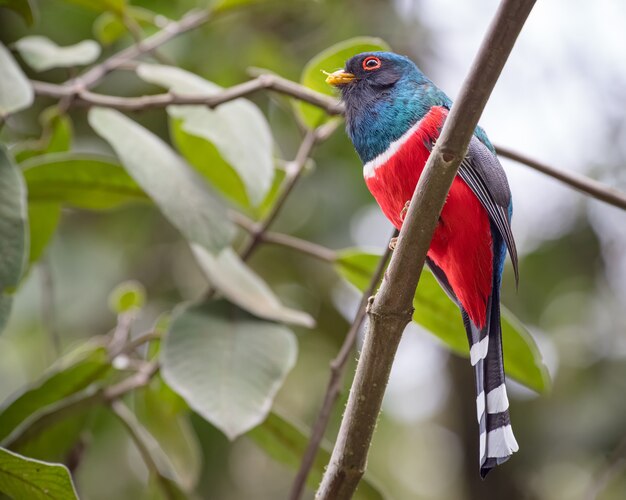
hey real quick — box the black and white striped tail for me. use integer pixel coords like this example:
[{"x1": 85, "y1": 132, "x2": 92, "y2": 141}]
[{"x1": 463, "y1": 290, "x2": 518, "y2": 478}]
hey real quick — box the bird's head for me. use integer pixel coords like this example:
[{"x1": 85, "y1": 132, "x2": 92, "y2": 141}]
[
  {"x1": 325, "y1": 51, "x2": 439, "y2": 163},
  {"x1": 325, "y1": 51, "x2": 418, "y2": 91}
]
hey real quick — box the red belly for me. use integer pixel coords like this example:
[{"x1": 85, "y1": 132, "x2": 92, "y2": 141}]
[{"x1": 364, "y1": 107, "x2": 493, "y2": 328}]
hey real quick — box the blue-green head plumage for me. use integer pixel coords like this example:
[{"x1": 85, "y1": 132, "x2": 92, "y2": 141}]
[{"x1": 333, "y1": 51, "x2": 493, "y2": 162}]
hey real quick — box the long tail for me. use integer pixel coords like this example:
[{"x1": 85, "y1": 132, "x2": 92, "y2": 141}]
[{"x1": 462, "y1": 285, "x2": 519, "y2": 478}]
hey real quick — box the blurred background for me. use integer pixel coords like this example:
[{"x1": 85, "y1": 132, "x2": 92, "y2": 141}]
[{"x1": 1, "y1": 0, "x2": 626, "y2": 499}]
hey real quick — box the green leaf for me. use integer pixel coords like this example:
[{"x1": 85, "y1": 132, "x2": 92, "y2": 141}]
[
  {"x1": 249, "y1": 412, "x2": 386, "y2": 500},
  {"x1": 135, "y1": 380, "x2": 202, "y2": 491},
  {"x1": 14, "y1": 36, "x2": 101, "y2": 72},
  {"x1": 335, "y1": 249, "x2": 550, "y2": 393},
  {"x1": 0, "y1": 447, "x2": 78, "y2": 500},
  {"x1": 0, "y1": 42, "x2": 33, "y2": 117},
  {"x1": 170, "y1": 119, "x2": 250, "y2": 208},
  {"x1": 0, "y1": 148, "x2": 28, "y2": 334},
  {"x1": 108, "y1": 280, "x2": 146, "y2": 314},
  {"x1": 23, "y1": 153, "x2": 146, "y2": 210},
  {"x1": 27, "y1": 203, "x2": 61, "y2": 264},
  {"x1": 0, "y1": 0, "x2": 36, "y2": 25},
  {"x1": 137, "y1": 64, "x2": 275, "y2": 207},
  {"x1": 191, "y1": 245, "x2": 315, "y2": 328},
  {"x1": 0, "y1": 346, "x2": 111, "y2": 442},
  {"x1": 89, "y1": 108, "x2": 234, "y2": 253},
  {"x1": 161, "y1": 301, "x2": 298, "y2": 440},
  {"x1": 297, "y1": 37, "x2": 390, "y2": 128}
]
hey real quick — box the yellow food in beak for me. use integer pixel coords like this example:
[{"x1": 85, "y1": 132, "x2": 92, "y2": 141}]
[{"x1": 324, "y1": 69, "x2": 356, "y2": 86}]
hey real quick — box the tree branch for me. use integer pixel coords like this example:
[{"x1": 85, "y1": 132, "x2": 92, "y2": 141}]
[
  {"x1": 68, "y1": 9, "x2": 211, "y2": 90},
  {"x1": 496, "y1": 145, "x2": 626, "y2": 211},
  {"x1": 230, "y1": 211, "x2": 337, "y2": 263},
  {"x1": 238, "y1": 122, "x2": 338, "y2": 262},
  {"x1": 31, "y1": 73, "x2": 344, "y2": 114},
  {"x1": 315, "y1": 1, "x2": 536, "y2": 498},
  {"x1": 30, "y1": 75, "x2": 625, "y2": 212},
  {"x1": 289, "y1": 232, "x2": 395, "y2": 500}
]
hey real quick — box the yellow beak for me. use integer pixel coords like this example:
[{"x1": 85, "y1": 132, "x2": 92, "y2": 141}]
[{"x1": 325, "y1": 69, "x2": 356, "y2": 86}]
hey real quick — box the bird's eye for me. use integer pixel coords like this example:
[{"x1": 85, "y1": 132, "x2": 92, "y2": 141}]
[{"x1": 362, "y1": 56, "x2": 381, "y2": 71}]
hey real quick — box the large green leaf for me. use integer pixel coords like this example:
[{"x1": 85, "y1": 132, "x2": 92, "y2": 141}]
[
  {"x1": 249, "y1": 412, "x2": 386, "y2": 500},
  {"x1": 0, "y1": 148, "x2": 28, "y2": 333},
  {"x1": 0, "y1": 42, "x2": 33, "y2": 117},
  {"x1": 137, "y1": 64, "x2": 275, "y2": 207},
  {"x1": 296, "y1": 37, "x2": 390, "y2": 128},
  {"x1": 0, "y1": 346, "x2": 111, "y2": 442},
  {"x1": 335, "y1": 249, "x2": 550, "y2": 393},
  {"x1": 0, "y1": 0, "x2": 36, "y2": 25},
  {"x1": 0, "y1": 447, "x2": 78, "y2": 500},
  {"x1": 14, "y1": 36, "x2": 101, "y2": 72},
  {"x1": 89, "y1": 108, "x2": 234, "y2": 253},
  {"x1": 23, "y1": 153, "x2": 145, "y2": 210},
  {"x1": 191, "y1": 245, "x2": 315, "y2": 328},
  {"x1": 161, "y1": 301, "x2": 298, "y2": 440}
]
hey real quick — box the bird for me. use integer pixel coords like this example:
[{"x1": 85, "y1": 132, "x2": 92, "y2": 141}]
[{"x1": 326, "y1": 51, "x2": 519, "y2": 478}]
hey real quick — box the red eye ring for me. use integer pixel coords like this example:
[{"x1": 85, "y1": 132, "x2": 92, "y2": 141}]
[{"x1": 362, "y1": 56, "x2": 381, "y2": 71}]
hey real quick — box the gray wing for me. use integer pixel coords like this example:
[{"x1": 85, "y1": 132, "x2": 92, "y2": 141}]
[{"x1": 457, "y1": 136, "x2": 519, "y2": 286}]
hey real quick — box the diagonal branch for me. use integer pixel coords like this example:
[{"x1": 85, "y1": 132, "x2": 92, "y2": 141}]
[
  {"x1": 289, "y1": 232, "x2": 395, "y2": 500},
  {"x1": 315, "y1": 1, "x2": 537, "y2": 498},
  {"x1": 67, "y1": 9, "x2": 211, "y2": 90},
  {"x1": 496, "y1": 145, "x2": 626, "y2": 210},
  {"x1": 238, "y1": 120, "x2": 338, "y2": 262}
]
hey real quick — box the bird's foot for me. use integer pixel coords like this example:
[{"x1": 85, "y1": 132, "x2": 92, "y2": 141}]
[
  {"x1": 399, "y1": 200, "x2": 410, "y2": 222},
  {"x1": 389, "y1": 237, "x2": 398, "y2": 250}
]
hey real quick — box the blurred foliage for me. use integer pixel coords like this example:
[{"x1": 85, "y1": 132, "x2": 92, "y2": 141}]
[{"x1": 0, "y1": 0, "x2": 624, "y2": 499}]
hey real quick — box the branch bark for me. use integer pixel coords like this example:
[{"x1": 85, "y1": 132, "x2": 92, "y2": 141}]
[
  {"x1": 315, "y1": 1, "x2": 537, "y2": 498},
  {"x1": 289, "y1": 232, "x2": 395, "y2": 500}
]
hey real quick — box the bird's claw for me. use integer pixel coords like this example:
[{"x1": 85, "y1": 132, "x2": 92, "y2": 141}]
[
  {"x1": 399, "y1": 200, "x2": 410, "y2": 222},
  {"x1": 389, "y1": 237, "x2": 398, "y2": 250}
]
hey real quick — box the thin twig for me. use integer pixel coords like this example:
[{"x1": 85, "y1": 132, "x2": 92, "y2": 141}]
[
  {"x1": 496, "y1": 145, "x2": 626, "y2": 211},
  {"x1": 289, "y1": 232, "x2": 395, "y2": 500},
  {"x1": 586, "y1": 435, "x2": 626, "y2": 500},
  {"x1": 1, "y1": 361, "x2": 159, "y2": 450},
  {"x1": 68, "y1": 9, "x2": 211, "y2": 90},
  {"x1": 316, "y1": 1, "x2": 537, "y2": 498},
  {"x1": 119, "y1": 331, "x2": 162, "y2": 355},
  {"x1": 230, "y1": 211, "x2": 337, "y2": 262},
  {"x1": 239, "y1": 129, "x2": 319, "y2": 262},
  {"x1": 121, "y1": 13, "x2": 172, "y2": 65}
]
